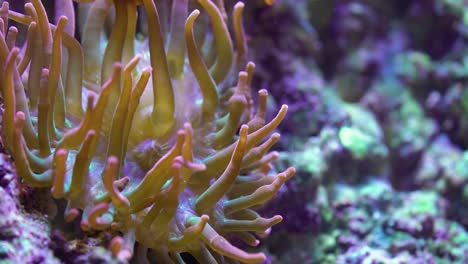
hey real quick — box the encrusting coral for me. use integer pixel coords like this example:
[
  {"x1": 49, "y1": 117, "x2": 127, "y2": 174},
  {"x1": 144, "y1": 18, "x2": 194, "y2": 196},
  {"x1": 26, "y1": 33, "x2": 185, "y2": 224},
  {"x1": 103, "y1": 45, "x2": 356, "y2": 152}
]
[{"x1": 0, "y1": 0, "x2": 294, "y2": 263}]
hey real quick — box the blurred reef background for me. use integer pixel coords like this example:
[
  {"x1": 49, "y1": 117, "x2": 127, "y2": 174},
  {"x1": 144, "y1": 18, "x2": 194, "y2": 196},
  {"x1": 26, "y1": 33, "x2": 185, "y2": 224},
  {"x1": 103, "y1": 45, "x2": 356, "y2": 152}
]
[
  {"x1": 245, "y1": 0, "x2": 468, "y2": 263},
  {"x1": 0, "y1": 0, "x2": 468, "y2": 263}
]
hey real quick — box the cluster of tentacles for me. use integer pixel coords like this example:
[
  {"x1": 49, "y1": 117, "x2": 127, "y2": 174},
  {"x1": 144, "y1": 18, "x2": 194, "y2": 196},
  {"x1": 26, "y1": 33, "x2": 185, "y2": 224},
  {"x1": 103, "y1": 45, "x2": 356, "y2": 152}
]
[{"x1": 0, "y1": 0, "x2": 294, "y2": 263}]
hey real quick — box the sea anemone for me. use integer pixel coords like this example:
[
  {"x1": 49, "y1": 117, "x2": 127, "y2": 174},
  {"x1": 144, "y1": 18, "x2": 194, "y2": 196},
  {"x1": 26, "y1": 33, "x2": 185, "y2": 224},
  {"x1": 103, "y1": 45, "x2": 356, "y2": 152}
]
[{"x1": 0, "y1": 0, "x2": 294, "y2": 263}]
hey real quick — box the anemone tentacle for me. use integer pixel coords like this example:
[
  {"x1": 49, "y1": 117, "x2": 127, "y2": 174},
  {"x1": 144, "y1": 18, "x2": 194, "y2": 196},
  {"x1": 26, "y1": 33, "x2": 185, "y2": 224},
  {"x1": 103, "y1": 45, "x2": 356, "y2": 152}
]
[{"x1": 1, "y1": 1, "x2": 292, "y2": 263}]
